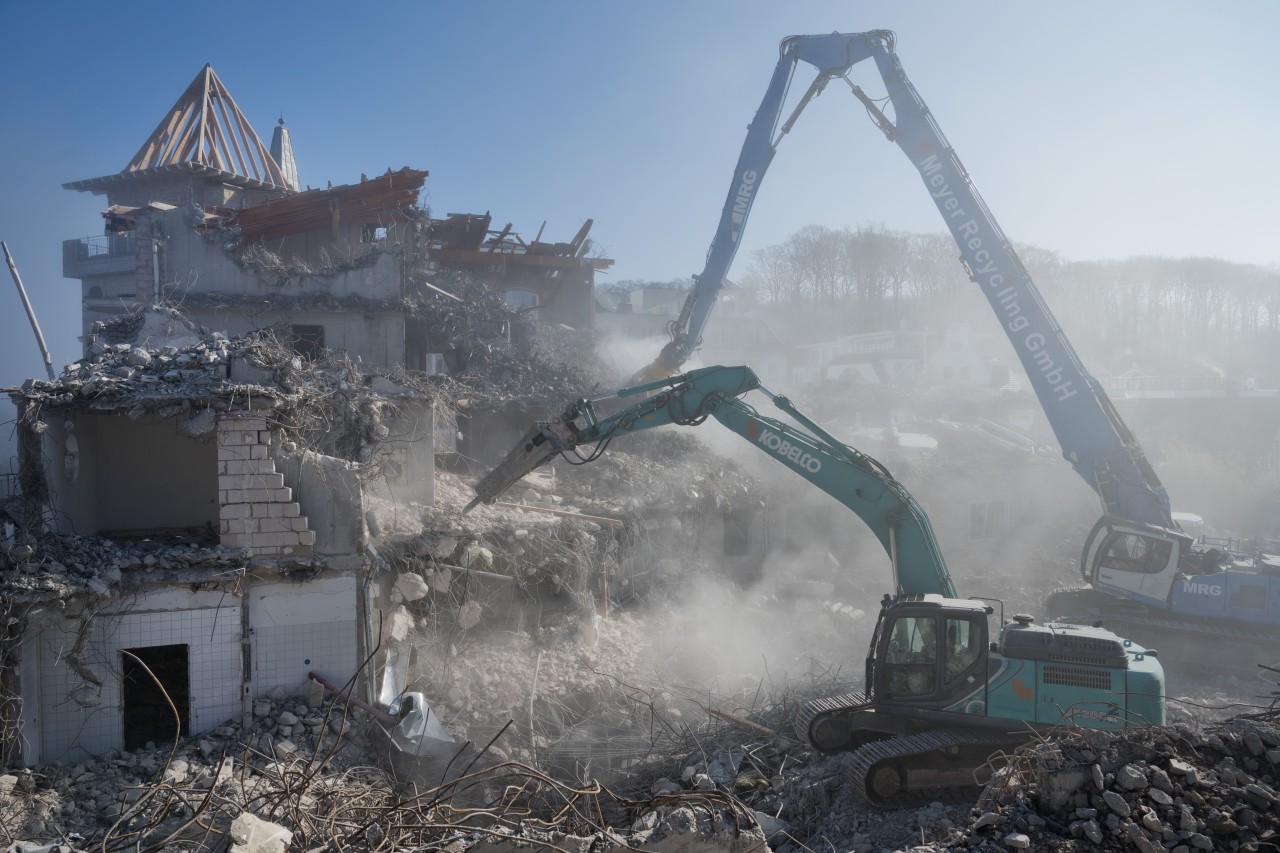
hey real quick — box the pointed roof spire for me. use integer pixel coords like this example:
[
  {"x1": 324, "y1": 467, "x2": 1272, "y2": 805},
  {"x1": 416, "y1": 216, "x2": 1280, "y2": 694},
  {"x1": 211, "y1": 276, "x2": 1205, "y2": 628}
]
[
  {"x1": 65, "y1": 64, "x2": 292, "y2": 195},
  {"x1": 269, "y1": 117, "x2": 300, "y2": 191},
  {"x1": 127, "y1": 64, "x2": 287, "y2": 186}
]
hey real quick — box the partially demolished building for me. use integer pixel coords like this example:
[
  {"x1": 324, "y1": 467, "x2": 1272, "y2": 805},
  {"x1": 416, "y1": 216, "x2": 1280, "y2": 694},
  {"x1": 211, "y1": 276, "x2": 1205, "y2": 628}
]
[{"x1": 1, "y1": 64, "x2": 618, "y2": 766}]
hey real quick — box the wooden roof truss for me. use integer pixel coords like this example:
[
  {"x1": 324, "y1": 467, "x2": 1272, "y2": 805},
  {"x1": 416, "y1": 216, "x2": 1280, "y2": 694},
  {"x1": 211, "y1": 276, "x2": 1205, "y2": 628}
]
[{"x1": 127, "y1": 64, "x2": 288, "y2": 189}]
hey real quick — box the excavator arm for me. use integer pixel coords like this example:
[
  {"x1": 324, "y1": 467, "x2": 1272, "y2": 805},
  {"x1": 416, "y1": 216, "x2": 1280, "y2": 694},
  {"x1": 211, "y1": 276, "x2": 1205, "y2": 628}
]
[
  {"x1": 469, "y1": 364, "x2": 956, "y2": 598},
  {"x1": 634, "y1": 31, "x2": 897, "y2": 382}
]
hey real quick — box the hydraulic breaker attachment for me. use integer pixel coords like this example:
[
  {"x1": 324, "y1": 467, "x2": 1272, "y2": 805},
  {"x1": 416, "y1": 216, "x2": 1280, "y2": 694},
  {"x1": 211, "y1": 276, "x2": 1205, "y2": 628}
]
[{"x1": 463, "y1": 418, "x2": 579, "y2": 513}]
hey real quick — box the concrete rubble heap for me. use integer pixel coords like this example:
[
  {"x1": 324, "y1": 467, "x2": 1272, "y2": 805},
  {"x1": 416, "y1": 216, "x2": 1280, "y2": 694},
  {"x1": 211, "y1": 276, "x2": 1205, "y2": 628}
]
[{"x1": 956, "y1": 712, "x2": 1280, "y2": 852}]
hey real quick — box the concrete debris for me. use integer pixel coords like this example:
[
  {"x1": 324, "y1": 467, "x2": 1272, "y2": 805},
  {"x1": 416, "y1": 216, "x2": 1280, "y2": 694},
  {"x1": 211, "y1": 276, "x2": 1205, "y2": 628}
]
[
  {"x1": 228, "y1": 812, "x2": 292, "y2": 853},
  {"x1": 958, "y1": 716, "x2": 1280, "y2": 852}
]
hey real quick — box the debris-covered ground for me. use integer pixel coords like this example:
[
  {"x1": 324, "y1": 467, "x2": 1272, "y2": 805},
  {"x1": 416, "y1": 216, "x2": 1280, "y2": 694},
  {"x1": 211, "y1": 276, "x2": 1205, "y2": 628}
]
[
  {"x1": 6, "y1": 431, "x2": 1275, "y2": 852},
  {"x1": 3, "y1": 297, "x2": 1277, "y2": 852}
]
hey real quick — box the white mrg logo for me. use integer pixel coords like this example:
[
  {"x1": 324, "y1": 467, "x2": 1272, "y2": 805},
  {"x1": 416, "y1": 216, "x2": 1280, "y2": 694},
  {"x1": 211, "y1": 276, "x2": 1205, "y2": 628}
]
[
  {"x1": 730, "y1": 170, "x2": 759, "y2": 239},
  {"x1": 1182, "y1": 580, "x2": 1222, "y2": 597},
  {"x1": 755, "y1": 427, "x2": 821, "y2": 473}
]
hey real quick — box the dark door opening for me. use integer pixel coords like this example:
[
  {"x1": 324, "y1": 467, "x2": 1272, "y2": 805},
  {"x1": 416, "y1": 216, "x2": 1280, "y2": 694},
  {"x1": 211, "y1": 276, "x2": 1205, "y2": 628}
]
[{"x1": 121, "y1": 644, "x2": 190, "y2": 751}]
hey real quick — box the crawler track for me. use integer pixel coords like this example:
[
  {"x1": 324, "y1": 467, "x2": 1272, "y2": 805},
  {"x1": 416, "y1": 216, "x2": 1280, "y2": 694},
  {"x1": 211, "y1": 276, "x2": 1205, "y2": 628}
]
[
  {"x1": 797, "y1": 693, "x2": 1019, "y2": 807},
  {"x1": 848, "y1": 727, "x2": 1017, "y2": 808}
]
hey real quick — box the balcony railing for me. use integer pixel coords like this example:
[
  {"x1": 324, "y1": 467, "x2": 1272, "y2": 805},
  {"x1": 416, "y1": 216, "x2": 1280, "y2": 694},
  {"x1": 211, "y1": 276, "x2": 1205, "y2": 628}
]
[{"x1": 72, "y1": 234, "x2": 137, "y2": 259}]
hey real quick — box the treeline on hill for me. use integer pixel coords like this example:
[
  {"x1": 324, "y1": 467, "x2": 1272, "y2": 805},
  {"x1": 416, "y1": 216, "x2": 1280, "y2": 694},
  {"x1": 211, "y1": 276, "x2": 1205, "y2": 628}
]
[{"x1": 607, "y1": 224, "x2": 1280, "y2": 383}]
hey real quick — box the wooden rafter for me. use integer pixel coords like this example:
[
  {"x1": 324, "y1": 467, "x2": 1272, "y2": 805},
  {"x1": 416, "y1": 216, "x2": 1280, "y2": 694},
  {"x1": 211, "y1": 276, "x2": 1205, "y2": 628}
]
[{"x1": 124, "y1": 64, "x2": 288, "y2": 189}]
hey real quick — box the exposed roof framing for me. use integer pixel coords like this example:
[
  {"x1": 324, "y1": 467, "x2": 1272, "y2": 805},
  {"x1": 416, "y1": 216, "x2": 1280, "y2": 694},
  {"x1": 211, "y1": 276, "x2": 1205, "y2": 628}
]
[
  {"x1": 129, "y1": 64, "x2": 287, "y2": 186},
  {"x1": 65, "y1": 65, "x2": 290, "y2": 195}
]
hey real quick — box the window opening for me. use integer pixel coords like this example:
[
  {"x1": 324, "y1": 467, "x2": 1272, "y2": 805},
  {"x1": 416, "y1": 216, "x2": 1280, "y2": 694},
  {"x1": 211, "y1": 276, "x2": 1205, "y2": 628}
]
[
  {"x1": 944, "y1": 617, "x2": 981, "y2": 681},
  {"x1": 289, "y1": 325, "x2": 325, "y2": 362},
  {"x1": 970, "y1": 500, "x2": 1006, "y2": 540},
  {"x1": 1100, "y1": 532, "x2": 1172, "y2": 575}
]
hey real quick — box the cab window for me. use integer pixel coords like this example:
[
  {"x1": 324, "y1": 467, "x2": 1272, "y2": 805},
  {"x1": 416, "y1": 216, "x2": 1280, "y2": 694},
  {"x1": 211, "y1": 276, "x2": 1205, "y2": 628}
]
[
  {"x1": 944, "y1": 617, "x2": 982, "y2": 682},
  {"x1": 883, "y1": 616, "x2": 938, "y2": 697},
  {"x1": 1101, "y1": 532, "x2": 1173, "y2": 574}
]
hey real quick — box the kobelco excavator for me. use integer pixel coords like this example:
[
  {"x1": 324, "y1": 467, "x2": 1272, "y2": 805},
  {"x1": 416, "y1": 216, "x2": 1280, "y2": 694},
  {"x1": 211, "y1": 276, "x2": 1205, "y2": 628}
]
[{"x1": 467, "y1": 365, "x2": 1165, "y2": 806}]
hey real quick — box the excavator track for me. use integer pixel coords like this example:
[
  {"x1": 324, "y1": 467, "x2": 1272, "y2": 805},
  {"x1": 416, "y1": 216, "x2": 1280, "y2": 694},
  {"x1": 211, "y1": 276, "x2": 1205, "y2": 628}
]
[
  {"x1": 848, "y1": 728, "x2": 1019, "y2": 809},
  {"x1": 795, "y1": 691, "x2": 873, "y2": 754}
]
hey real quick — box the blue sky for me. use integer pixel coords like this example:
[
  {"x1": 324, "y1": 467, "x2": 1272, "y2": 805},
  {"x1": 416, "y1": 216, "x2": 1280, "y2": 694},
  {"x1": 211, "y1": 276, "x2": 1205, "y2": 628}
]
[{"x1": 0, "y1": 1, "x2": 1277, "y2": 390}]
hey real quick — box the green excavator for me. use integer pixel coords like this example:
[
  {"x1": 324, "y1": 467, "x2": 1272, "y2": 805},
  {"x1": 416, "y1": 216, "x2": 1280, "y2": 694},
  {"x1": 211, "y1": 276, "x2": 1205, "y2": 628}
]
[{"x1": 467, "y1": 365, "x2": 1166, "y2": 806}]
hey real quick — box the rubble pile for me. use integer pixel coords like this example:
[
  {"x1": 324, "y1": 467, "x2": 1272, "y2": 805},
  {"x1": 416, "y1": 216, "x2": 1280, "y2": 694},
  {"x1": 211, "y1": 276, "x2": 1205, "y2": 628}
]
[
  {"x1": 948, "y1": 715, "x2": 1280, "y2": 852},
  {"x1": 20, "y1": 312, "x2": 437, "y2": 418},
  {"x1": 0, "y1": 529, "x2": 240, "y2": 599},
  {"x1": 0, "y1": 681, "x2": 770, "y2": 853},
  {"x1": 0, "y1": 687, "x2": 380, "y2": 846}
]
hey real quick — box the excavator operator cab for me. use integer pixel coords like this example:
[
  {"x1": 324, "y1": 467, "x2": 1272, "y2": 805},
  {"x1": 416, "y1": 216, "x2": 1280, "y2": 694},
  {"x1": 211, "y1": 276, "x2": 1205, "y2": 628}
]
[
  {"x1": 1083, "y1": 517, "x2": 1190, "y2": 606},
  {"x1": 872, "y1": 596, "x2": 988, "y2": 705}
]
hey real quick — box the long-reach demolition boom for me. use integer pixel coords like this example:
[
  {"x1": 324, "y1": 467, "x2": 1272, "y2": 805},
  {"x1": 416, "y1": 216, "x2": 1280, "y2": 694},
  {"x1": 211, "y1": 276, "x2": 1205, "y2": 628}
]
[{"x1": 634, "y1": 29, "x2": 1280, "y2": 655}]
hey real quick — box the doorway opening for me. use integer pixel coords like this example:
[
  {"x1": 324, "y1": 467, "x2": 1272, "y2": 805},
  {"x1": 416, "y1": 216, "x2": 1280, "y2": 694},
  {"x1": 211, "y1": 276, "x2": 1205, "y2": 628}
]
[{"x1": 121, "y1": 644, "x2": 190, "y2": 751}]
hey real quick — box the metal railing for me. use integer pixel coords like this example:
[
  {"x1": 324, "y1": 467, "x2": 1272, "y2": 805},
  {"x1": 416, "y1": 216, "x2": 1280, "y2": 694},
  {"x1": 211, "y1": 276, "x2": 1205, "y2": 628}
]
[{"x1": 72, "y1": 234, "x2": 136, "y2": 259}]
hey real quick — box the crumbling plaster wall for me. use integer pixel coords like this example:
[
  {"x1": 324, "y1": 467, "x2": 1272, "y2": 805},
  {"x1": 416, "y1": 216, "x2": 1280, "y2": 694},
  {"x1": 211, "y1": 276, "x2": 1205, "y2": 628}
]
[
  {"x1": 43, "y1": 414, "x2": 218, "y2": 537},
  {"x1": 158, "y1": 208, "x2": 408, "y2": 369}
]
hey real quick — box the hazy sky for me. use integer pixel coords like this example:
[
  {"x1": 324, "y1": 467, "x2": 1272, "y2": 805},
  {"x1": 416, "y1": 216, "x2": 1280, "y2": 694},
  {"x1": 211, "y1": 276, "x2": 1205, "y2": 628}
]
[{"x1": 0, "y1": 1, "x2": 1276, "y2": 390}]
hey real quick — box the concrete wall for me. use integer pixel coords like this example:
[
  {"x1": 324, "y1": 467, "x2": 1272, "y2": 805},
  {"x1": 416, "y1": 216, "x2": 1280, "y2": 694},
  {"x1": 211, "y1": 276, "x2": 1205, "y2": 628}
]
[
  {"x1": 249, "y1": 575, "x2": 359, "y2": 698},
  {"x1": 92, "y1": 176, "x2": 280, "y2": 211},
  {"x1": 25, "y1": 573, "x2": 360, "y2": 763},
  {"x1": 189, "y1": 308, "x2": 407, "y2": 371},
  {"x1": 274, "y1": 451, "x2": 364, "y2": 557},
  {"x1": 160, "y1": 208, "x2": 403, "y2": 302},
  {"x1": 249, "y1": 217, "x2": 419, "y2": 272},
  {"x1": 372, "y1": 401, "x2": 435, "y2": 506},
  {"x1": 45, "y1": 413, "x2": 218, "y2": 536}
]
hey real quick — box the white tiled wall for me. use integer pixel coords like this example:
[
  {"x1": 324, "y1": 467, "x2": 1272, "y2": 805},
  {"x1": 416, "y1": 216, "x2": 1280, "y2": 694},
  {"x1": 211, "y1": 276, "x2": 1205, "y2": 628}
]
[
  {"x1": 37, "y1": 595, "x2": 241, "y2": 763},
  {"x1": 250, "y1": 576, "x2": 359, "y2": 696},
  {"x1": 32, "y1": 576, "x2": 361, "y2": 763}
]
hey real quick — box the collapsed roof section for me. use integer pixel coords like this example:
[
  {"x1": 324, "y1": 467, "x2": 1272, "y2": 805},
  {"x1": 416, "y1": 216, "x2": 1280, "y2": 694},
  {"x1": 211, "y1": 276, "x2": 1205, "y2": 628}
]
[
  {"x1": 224, "y1": 167, "x2": 428, "y2": 243},
  {"x1": 427, "y1": 213, "x2": 612, "y2": 299}
]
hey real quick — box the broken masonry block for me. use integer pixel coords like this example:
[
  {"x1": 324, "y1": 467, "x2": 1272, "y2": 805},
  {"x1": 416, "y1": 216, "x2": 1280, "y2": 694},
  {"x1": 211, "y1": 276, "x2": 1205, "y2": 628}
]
[
  {"x1": 257, "y1": 517, "x2": 293, "y2": 534},
  {"x1": 217, "y1": 429, "x2": 260, "y2": 446},
  {"x1": 225, "y1": 416, "x2": 269, "y2": 432},
  {"x1": 393, "y1": 572, "x2": 430, "y2": 602},
  {"x1": 220, "y1": 503, "x2": 252, "y2": 520}
]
